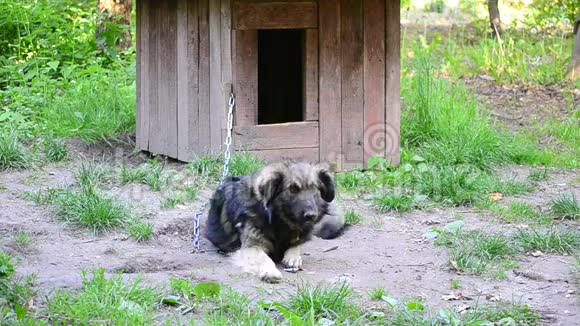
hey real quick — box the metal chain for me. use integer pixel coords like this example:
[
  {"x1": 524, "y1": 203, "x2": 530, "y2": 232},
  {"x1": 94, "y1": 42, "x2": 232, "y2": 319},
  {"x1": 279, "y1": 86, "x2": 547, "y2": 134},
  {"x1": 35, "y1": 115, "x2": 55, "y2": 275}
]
[{"x1": 192, "y1": 93, "x2": 235, "y2": 253}]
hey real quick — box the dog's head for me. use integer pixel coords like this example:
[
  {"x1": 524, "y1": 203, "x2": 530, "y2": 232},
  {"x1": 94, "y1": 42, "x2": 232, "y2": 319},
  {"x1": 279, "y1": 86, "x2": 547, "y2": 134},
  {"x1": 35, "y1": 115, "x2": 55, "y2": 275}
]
[{"x1": 253, "y1": 161, "x2": 335, "y2": 226}]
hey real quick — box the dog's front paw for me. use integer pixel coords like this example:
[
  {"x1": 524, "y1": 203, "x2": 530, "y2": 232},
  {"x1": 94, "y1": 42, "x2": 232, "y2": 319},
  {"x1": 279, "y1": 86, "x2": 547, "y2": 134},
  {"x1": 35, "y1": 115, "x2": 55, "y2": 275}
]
[
  {"x1": 259, "y1": 264, "x2": 282, "y2": 283},
  {"x1": 282, "y1": 246, "x2": 302, "y2": 270}
]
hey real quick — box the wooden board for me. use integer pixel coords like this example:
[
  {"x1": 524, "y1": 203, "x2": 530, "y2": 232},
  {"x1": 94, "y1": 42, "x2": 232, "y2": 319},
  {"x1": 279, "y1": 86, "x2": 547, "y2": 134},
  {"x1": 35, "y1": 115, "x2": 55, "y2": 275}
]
[
  {"x1": 385, "y1": 0, "x2": 401, "y2": 166},
  {"x1": 318, "y1": 0, "x2": 342, "y2": 169},
  {"x1": 136, "y1": 0, "x2": 147, "y2": 150},
  {"x1": 158, "y1": 0, "x2": 178, "y2": 158},
  {"x1": 340, "y1": 0, "x2": 364, "y2": 169},
  {"x1": 232, "y1": 1, "x2": 317, "y2": 30},
  {"x1": 147, "y1": 1, "x2": 161, "y2": 154},
  {"x1": 209, "y1": 0, "x2": 223, "y2": 152},
  {"x1": 221, "y1": 0, "x2": 233, "y2": 86},
  {"x1": 303, "y1": 29, "x2": 318, "y2": 121},
  {"x1": 198, "y1": 0, "x2": 211, "y2": 153},
  {"x1": 233, "y1": 121, "x2": 319, "y2": 150},
  {"x1": 246, "y1": 147, "x2": 320, "y2": 163},
  {"x1": 177, "y1": 0, "x2": 200, "y2": 161},
  {"x1": 363, "y1": 0, "x2": 386, "y2": 166},
  {"x1": 232, "y1": 30, "x2": 258, "y2": 126}
]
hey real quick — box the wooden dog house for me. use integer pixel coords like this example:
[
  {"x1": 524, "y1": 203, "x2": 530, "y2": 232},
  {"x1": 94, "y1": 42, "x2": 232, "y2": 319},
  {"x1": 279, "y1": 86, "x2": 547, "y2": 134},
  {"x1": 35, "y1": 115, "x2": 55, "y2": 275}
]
[{"x1": 136, "y1": 0, "x2": 400, "y2": 170}]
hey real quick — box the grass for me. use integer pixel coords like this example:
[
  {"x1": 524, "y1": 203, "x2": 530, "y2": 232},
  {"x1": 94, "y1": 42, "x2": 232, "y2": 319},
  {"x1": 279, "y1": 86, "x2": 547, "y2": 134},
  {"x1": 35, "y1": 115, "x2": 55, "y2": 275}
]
[
  {"x1": 54, "y1": 185, "x2": 131, "y2": 233},
  {"x1": 228, "y1": 152, "x2": 264, "y2": 176},
  {"x1": 46, "y1": 268, "x2": 159, "y2": 325},
  {"x1": 501, "y1": 201, "x2": 551, "y2": 225},
  {"x1": 13, "y1": 231, "x2": 33, "y2": 248},
  {"x1": 449, "y1": 279, "x2": 460, "y2": 290},
  {"x1": 43, "y1": 137, "x2": 68, "y2": 162},
  {"x1": 0, "y1": 131, "x2": 30, "y2": 171},
  {"x1": 369, "y1": 287, "x2": 388, "y2": 301},
  {"x1": 344, "y1": 209, "x2": 363, "y2": 225},
  {"x1": 433, "y1": 225, "x2": 580, "y2": 275},
  {"x1": 128, "y1": 221, "x2": 153, "y2": 242},
  {"x1": 514, "y1": 228, "x2": 580, "y2": 254},
  {"x1": 374, "y1": 192, "x2": 415, "y2": 212},
  {"x1": 0, "y1": 251, "x2": 36, "y2": 323},
  {"x1": 549, "y1": 193, "x2": 580, "y2": 220},
  {"x1": 75, "y1": 161, "x2": 115, "y2": 188},
  {"x1": 528, "y1": 168, "x2": 550, "y2": 181}
]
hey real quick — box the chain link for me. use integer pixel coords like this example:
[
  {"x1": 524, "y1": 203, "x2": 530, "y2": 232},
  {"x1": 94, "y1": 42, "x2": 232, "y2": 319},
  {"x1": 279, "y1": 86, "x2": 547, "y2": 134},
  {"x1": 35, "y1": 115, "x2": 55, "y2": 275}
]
[{"x1": 192, "y1": 93, "x2": 235, "y2": 253}]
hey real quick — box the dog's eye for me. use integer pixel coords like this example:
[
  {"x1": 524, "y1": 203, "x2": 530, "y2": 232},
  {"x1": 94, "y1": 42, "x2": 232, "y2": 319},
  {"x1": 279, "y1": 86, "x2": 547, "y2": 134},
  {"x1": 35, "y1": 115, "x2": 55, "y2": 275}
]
[{"x1": 289, "y1": 184, "x2": 300, "y2": 194}]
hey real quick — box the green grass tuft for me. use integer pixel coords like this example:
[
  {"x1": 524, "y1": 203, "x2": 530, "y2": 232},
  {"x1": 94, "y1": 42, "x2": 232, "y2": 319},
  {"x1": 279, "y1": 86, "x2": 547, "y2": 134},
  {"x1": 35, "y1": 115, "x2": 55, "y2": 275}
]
[
  {"x1": 344, "y1": 209, "x2": 363, "y2": 225},
  {"x1": 549, "y1": 193, "x2": 580, "y2": 220},
  {"x1": 128, "y1": 221, "x2": 153, "y2": 242},
  {"x1": 514, "y1": 228, "x2": 580, "y2": 254},
  {"x1": 46, "y1": 268, "x2": 159, "y2": 325},
  {"x1": 375, "y1": 192, "x2": 415, "y2": 212},
  {"x1": 13, "y1": 231, "x2": 33, "y2": 248},
  {"x1": 286, "y1": 283, "x2": 362, "y2": 323},
  {"x1": 0, "y1": 131, "x2": 30, "y2": 171},
  {"x1": 369, "y1": 287, "x2": 388, "y2": 301},
  {"x1": 43, "y1": 137, "x2": 68, "y2": 162},
  {"x1": 228, "y1": 153, "x2": 264, "y2": 176},
  {"x1": 54, "y1": 185, "x2": 131, "y2": 233},
  {"x1": 75, "y1": 161, "x2": 115, "y2": 188}
]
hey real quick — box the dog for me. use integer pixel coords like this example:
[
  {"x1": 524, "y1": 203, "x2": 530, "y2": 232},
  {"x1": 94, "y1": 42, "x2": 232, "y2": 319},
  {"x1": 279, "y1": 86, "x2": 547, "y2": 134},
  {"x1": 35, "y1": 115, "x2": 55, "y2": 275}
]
[{"x1": 204, "y1": 160, "x2": 344, "y2": 282}]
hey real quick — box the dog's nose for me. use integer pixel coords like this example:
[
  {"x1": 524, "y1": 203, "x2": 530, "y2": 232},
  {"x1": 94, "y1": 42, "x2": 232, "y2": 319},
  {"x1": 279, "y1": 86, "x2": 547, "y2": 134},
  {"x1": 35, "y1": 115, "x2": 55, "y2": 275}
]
[{"x1": 303, "y1": 211, "x2": 317, "y2": 220}]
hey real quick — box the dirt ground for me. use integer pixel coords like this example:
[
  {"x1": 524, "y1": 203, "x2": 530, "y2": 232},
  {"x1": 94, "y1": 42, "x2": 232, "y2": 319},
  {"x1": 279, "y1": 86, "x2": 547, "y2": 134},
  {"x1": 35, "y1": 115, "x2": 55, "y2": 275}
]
[{"x1": 0, "y1": 138, "x2": 578, "y2": 325}]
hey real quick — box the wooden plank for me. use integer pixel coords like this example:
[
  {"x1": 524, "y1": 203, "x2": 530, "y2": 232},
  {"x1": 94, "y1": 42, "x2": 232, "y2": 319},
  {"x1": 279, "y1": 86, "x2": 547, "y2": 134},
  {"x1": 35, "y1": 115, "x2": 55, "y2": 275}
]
[
  {"x1": 147, "y1": 0, "x2": 161, "y2": 154},
  {"x1": 136, "y1": 0, "x2": 147, "y2": 150},
  {"x1": 233, "y1": 121, "x2": 319, "y2": 151},
  {"x1": 340, "y1": 0, "x2": 364, "y2": 169},
  {"x1": 232, "y1": 30, "x2": 258, "y2": 126},
  {"x1": 363, "y1": 0, "x2": 386, "y2": 167},
  {"x1": 198, "y1": 0, "x2": 211, "y2": 154},
  {"x1": 177, "y1": 0, "x2": 200, "y2": 161},
  {"x1": 385, "y1": 0, "x2": 401, "y2": 166},
  {"x1": 232, "y1": 1, "x2": 317, "y2": 30},
  {"x1": 318, "y1": 0, "x2": 342, "y2": 169},
  {"x1": 221, "y1": 0, "x2": 233, "y2": 85},
  {"x1": 303, "y1": 29, "x2": 318, "y2": 121},
  {"x1": 246, "y1": 148, "x2": 320, "y2": 164},
  {"x1": 157, "y1": 0, "x2": 178, "y2": 158},
  {"x1": 209, "y1": 0, "x2": 223, "y2": 152}
]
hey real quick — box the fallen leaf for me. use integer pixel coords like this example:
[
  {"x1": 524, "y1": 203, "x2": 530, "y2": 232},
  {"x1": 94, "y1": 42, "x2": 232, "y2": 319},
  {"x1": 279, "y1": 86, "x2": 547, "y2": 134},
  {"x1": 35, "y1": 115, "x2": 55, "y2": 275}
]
[
  {"x1": 442, "y1": 293, "x2": 459, "y2": 301},
  {"x1": 489, "y1": 193, "x2": 503, "y2": 201},
  {"x1": 530, "y1": 250, "x2": 543, "y2": 257}
]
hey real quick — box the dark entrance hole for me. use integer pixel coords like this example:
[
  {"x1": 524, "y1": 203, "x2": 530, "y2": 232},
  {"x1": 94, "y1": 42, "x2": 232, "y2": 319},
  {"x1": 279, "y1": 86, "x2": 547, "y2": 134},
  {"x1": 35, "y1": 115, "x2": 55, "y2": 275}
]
[{"x1": 258, "y1": 29, "x2": 304, "y2": 125}]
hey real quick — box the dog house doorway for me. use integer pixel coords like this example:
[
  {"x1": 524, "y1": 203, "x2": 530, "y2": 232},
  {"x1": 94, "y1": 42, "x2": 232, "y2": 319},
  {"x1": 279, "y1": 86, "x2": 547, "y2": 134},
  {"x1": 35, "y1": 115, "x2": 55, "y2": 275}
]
[{"x1": 258, "y1": 29, "x2": 304, "y2": 125}]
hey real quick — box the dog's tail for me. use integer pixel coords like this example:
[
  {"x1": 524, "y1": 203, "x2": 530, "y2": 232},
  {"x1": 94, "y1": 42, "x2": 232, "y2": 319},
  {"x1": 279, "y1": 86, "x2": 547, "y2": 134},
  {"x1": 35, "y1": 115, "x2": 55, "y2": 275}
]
[{"x1": 313, "y1": 202, "x2": 345, "y2": 239}]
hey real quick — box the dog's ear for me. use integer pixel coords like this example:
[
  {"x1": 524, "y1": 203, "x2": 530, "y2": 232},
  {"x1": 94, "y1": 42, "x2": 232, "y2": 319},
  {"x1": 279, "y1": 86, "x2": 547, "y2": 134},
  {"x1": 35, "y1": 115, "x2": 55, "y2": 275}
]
[
  {"x1": 254, "y1": 166, "x2": 285, "y2": 204},
  {"x1": 316, "y1": 163, "x2": 335, "y2": 202}
]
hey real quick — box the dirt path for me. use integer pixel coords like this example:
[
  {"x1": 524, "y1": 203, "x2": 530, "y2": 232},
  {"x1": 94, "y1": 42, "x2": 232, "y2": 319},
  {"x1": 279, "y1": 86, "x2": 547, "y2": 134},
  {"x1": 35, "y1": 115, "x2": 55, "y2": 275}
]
[{"x1": 1, "y1": 155, "x2": 578, "y2": 325}]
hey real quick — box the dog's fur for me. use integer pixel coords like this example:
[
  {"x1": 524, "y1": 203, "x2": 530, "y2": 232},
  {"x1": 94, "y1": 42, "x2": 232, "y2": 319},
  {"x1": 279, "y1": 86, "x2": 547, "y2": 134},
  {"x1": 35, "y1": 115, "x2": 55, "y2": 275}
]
[{"x1": 204, "y1": 160, "x2": 344, "y2": 282}]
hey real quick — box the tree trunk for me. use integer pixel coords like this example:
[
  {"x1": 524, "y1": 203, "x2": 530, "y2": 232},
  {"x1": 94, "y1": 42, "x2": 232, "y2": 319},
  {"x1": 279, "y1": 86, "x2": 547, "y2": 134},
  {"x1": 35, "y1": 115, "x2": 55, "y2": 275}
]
[
  {"x1": 487, "y1": 0, "x2": 502, "y2": 38},
  {"x1": 566, "y1": 11, "x2": 580, "y2": 80},
  {"x1": 96, "y1": 0, "x2": 133, "y2": 52}
]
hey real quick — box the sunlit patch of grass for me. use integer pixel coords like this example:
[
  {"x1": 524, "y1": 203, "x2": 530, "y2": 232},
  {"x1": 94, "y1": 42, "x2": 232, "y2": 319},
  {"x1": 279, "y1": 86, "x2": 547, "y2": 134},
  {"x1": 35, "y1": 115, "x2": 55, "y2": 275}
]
[
  {"x1": 514, "y1": 228, "x2": 580, "y2": 254},
  {"x1": 344, "y1": 209, "x2": 363, "y2": 225},
  {"x1": 46, "y1": 268, "x2": 159, "y2": 324},
  {"x1": 128, "y1": 221, "x2": 153, "y2": 242},
  {"x1": 0, "y1": 130, "x2": 30, "y2": 171},
  {"x1": 43, "y1": 137, "x2": 68, "y2": 162}
]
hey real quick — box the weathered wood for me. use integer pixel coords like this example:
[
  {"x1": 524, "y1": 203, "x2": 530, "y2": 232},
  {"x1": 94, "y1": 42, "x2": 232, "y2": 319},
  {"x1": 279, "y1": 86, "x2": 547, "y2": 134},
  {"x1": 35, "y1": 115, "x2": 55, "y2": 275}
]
[
  {"x1": 303, "y1": 29, "x2": 318, "y2": 121},
  {"x1": 233, "y1": 121, "x2": 319, "y2": 150},
  {"x1": 318, "y1": 0, "x2": 342, "y2": 169},
  {"x1": 209, "y1": 0, "x2": 223, "y2": 152},
  {"x1": 221, "y1": 0, "x2": 233, "y2": 85},
  {"x1": 198, "y1": 0, "x2": 211, "y2": 153},
  {"x1": 158, "y1": 0, "x2": 178, "y2": 157},
  {"x1": 246, "y1": 147, "x2": 320, "y2": 163},
  {"x1": 385, "y1": 0, "x2": 401, "y2": 166},
  {"x1": 177, "y1": 0, "x2": 199, "y2": 161},
  {"x1": 147, "y1": 1, "x2": 161, "y2": 154},
  {"x1": 232, "y1": 30, "x2": 258, "y2": 126},
  {"x1": 232, "y1": 1, "x2": 317, "y2": 30},
  {"x1": 363, "y1": 0, "x2": 385, "y2": 166},
  {"x1": 340, "y1": 0, "x2": 364, "y2": 169},
  {"x1": 136, "y1": 0, "x2": 147, "y2": 150}
]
